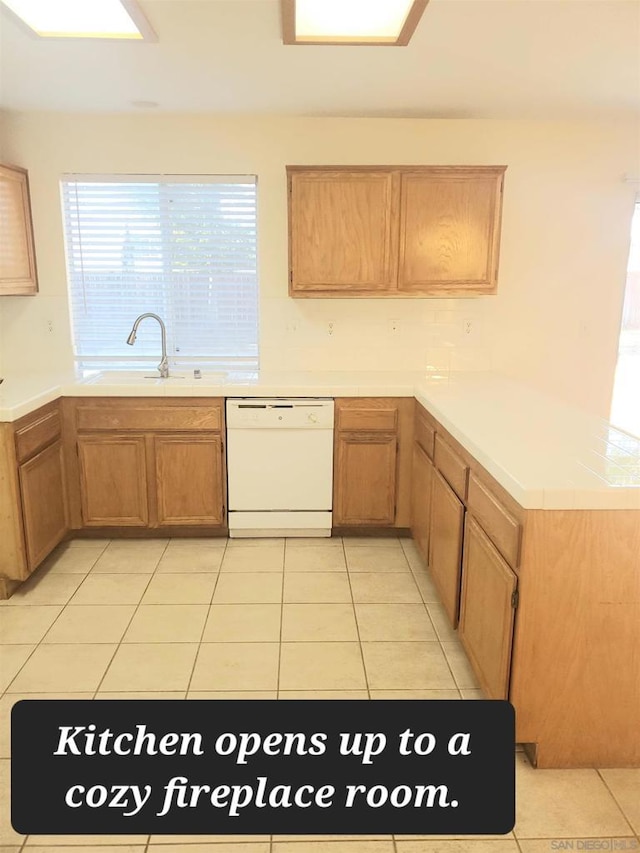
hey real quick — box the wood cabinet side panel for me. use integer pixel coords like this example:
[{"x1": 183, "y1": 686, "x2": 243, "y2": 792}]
[
  {"x1": 394, "y1": 397, "x2": 415, "y2": 528},
  {"x1": 511, "y1": 509, "x2": 640, "y2": 767}
]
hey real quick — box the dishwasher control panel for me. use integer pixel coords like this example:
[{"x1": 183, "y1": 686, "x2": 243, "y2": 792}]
[{"x1": 226, "y1": 398, "x2": 334, "y2": 429}]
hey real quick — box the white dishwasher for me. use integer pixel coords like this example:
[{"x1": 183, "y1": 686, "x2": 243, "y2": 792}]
[{"x1": 226, "y1": 398, "x2": 334, "y2": 537}]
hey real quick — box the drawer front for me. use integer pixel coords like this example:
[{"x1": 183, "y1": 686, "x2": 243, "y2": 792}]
[
  {"x1": 467, "y1": 473, "x2": 521, "y2": 569},
  {"x1": 414, "y1": 409, "x2": 435, "y2": 458},
  {"x1": 76, "y1": 405, "x2": 222, "y2": 432},
  {"x1": 434, "y1": 434, "x2": 468, "y2": 500},
  {"x1": 338, "y1": 407, "x2": 398, "y2": 432},
  {"x1": 15, "y1": 409, "x2": 62, "y2": 463}
]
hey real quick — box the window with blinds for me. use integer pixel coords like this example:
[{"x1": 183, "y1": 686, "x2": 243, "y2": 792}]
[{"x1": 61, "y1": 175, "x2": 258, "y2": 373}]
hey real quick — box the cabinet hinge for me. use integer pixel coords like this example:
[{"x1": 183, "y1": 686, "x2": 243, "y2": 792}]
[
  {"x1": 290, "y1": 269, "x2": 293, "y2": 284},
  {"x1": 220, "y1": 440, "x2": 224, "y2": 453},
  {"x1": 511, "y1": 588, "x2": 519, "y2": 609}
]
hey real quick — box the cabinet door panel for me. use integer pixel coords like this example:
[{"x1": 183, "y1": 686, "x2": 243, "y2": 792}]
[
  {"x1": 428, "y1": 469, "x2": 465, "y2": 626},
  {"x1": 0, "y1": 163, "x2": 38, "y2": 295},
  {"x1": 334, "y1": 432, "x2": 397, "y2": 526},
  {"x1": 289, "y1": 171, "x2": 398, "y2": 292},
  {"x1": 19, "y1": 441, "x2": 67, "y2": 569},
  {"x1": 399, "y1": 170, "x2": 503, "y2": 294},
  {"x1": 411, "y1": 442, "x2": 434, "y2": 564},
  {"x1": 78, "y1": 435, "x2": 148, "y2": 526},
  {"x1": 459, "y1": 516, "x2": 517, "y2": 699},
  {"x1": 154, "y1": 434, "x2": 224, "y2": 526}
]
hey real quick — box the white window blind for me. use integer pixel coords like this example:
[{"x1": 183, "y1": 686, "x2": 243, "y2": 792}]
[{"x1": 61, "y1": 174, "x2": 258, "y2": 372}]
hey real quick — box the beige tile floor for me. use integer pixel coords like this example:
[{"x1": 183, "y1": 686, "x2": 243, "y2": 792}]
[{"x1": 1, "y1": 535, "x2": 638, "y2": 851}]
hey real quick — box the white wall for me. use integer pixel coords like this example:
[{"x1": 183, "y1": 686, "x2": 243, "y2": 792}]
[{"x1": 0, "y1": 112, "x2": 637, "y2": 416}]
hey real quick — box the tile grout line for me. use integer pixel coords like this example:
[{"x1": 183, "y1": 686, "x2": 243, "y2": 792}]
[
  {"x1": 91, "y1": 539, "x2": 171, "y2": 698},
  {"x1": 403, "y1": 542, "x2": 464, "y2": 699},
  {"x1": 342, "y1": 536, "x2": 372, "y2": 700},
  {"x1": 596, "y1": 769, "x2": 637, "y2": 836},
  {"x1": 276, "y1": 539, "x2": 286, "y2": 700},
  {"x1": 1, "y1": 540, "x2": 115, "y2": 700},
  {"x1": 183, "y1": 538, "x2": 229, "y2": 698}
]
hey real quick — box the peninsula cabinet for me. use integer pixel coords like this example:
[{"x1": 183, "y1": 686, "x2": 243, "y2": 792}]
[
  {"x1": 287, "y1": 165, "x2": 506, "y2": 297},
  {"x1": 63, "y1": 398, "x2": 226, "y2": 533},
  {"x1": 428, "y1": 469, "x2": 465, "y2": 626},
  {"x1": 333, "y1": 397, "x2": 414, "y2": 529},
  {"x1": 0, "y1": 401, "x2": 67, "y2": 596},
  {"x1": 410, "y1": 399, "x2": 640, "y2": 769},
  {"x1": 0, "y1": 163, "x2": 38, "y2": 295},
  {"x1": 458, "y1": 515, "x2": 517, "y2": 700}
]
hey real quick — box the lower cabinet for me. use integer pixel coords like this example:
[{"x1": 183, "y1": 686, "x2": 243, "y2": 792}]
[
  {"x1": 428, "y1": 469, "x2": 465, "y2": 626},
  {"x1": 333, "y1": 397, "x2": 414, "y2": 528},
  {"x1": 334, "y1": 431, "x2": 397, "y2": 525},
  {"x1": 77, "y1": 434, "x2": 149, "y2": 526},
  {"x1": 154, "y1": 434, "x2": 224, "y2": 526},
  {"x1": 0, "y1": 401, "x2": 68, "y2": 589},
  {"x1": 458, "y1": 516, "x2": 518, "y2": 699},
  {"x1": 67, "y1": 398, "x2": 226, "y2": 532},
  {"x1": 411, "y1": 441, "x2": 434, "y2": 563},
  {"x1": 19, "y1": 439, "x2": 67, "y2": 568}
]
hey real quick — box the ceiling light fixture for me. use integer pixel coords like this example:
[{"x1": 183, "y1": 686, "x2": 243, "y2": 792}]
[
  {"x1": 0, "y1": 0, "x2": 156, "y2": 40},
  {"x1": 281, "y1": 0, "x2": 429, "y2": 46}
]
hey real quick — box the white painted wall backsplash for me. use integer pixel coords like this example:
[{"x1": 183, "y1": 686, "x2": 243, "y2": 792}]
[{"x1": 0, "y1": 113, "x2": 636, "y2": 416}]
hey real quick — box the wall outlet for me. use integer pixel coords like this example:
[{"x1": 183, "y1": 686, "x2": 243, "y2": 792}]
[
  {"x1": 463, "y1": 318, "x2": 473, "y2": 336},
  {"x1": 47, "y1": 320, "x2": 54, "y2": 334},
  {"x1": 388, "y1": 318, "x2": 401, "y2": 335},
  {"x1": 327, "y1": 320, "x2": 336, "y2": 337}
]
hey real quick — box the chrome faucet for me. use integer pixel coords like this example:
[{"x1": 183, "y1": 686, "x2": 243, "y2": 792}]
[{"x1": 126, "y1": 313, "x2": 170, "y2": 378}]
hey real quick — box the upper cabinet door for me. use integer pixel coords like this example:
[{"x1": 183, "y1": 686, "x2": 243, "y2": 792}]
[
  {"x1": 398, "y1": 167, "x2": 505, "y2": 295},
  {"x1": 288, "y1": 169, "x2": 399, "y2": 294},
  {"x1": 0, "y1": 163, "x2": 38, "y2": 296}
]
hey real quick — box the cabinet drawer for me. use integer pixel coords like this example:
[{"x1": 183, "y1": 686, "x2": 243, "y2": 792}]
[
  {"x1": 434, "y1": 434, "x2": 468, "y2": 500},
  {"x1": 338, "y1": 407, "x2": 397, "y2": 432},
  {"x1": 467, "y1": 474, "x2": 521, "y2": 569},
  {"x1": 414, "y1": 408, "x2": 435, "y2": 458},
  {"x1": 76, "y1": 405, "x2": 221, "y2": 433},
  {"x1": 15, "y1": 409, "x2": 61, "y2": 463}
]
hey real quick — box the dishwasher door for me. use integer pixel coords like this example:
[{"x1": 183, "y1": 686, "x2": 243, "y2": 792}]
[{"x1": 226, "y1": 399, "x2": 334, "y2": 537}]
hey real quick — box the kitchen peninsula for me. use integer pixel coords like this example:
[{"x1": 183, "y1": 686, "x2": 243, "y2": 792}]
[{"x1": 0, "y1": 369, "x2": 638, "y2": 771}]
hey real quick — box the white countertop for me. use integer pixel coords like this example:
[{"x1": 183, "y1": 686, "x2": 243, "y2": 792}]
[{"x1": 2, "y1": 369, "x2": 639, "y2": 510}]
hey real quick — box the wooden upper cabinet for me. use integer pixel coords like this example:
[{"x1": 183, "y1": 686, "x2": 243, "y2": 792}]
[
  {"x1": 288, "y1": 169, "x2": 398, "y2": 293},
  {"x1": 398, "y1": 168, "x2": 504, "y2": 294},
  {"x1": 288, "y1": 165, "x2": 506, "y2": 297},
  {"x1": 0, "y1": 163, "x2": 38, "y2": 296}
]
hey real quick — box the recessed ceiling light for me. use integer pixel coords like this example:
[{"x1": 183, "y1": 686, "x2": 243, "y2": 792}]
[
  {"x1": 281, "y1": 0, "x2": 429, "y2": 46},
  {"x1": 131, "y1": 100, "x2": 159, "y2": 109},
  {"x1": 0, "y1": 0, "x2": 156, "y2": 40}
]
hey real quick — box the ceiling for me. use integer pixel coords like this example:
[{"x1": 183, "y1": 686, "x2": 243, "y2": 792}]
[{"x1": 0, "y1": 0, "x2": 638, "y2": 118}]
